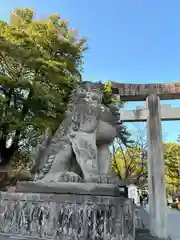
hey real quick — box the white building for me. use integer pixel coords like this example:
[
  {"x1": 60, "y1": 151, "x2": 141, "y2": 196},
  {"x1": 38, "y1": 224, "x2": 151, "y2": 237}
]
[{"x1": 128, "y1": 184, "x2": 139, "y2": 205}]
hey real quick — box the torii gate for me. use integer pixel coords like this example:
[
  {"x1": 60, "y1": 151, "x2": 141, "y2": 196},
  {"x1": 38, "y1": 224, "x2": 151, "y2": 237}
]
[{"x1": 110, "y1": 82, "x2": 180, "y2": 239}]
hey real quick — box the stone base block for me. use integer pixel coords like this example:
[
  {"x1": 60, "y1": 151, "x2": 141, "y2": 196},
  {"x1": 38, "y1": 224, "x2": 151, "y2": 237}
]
[
  {"x1": 16, "y1": 181, "x2": 128, "y2": 197},
  {"x1": 0, "y1": 190, "x2": 135, "y2": 240}
]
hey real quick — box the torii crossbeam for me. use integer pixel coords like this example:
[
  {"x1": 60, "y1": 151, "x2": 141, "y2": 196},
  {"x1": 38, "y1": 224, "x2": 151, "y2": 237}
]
[{"x1": 120, "y1": 104, "x2": 180, "y2": 122}]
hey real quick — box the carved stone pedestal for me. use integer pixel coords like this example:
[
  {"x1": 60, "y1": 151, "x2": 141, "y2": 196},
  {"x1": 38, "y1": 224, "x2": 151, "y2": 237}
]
[{"x1": 0, "y1": 184, "x2": 135, "y2": 240}]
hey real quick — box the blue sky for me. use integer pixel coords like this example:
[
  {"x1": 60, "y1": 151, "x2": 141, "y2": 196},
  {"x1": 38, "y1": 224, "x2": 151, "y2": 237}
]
[{"x1": 1, "y1": 0, "x2": 180, "y2": 142}]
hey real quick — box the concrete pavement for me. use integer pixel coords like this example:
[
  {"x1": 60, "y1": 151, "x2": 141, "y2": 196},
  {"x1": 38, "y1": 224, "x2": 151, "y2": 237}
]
[
  {"x1": 145, "y1": 205, "x2": 180, "y2": 240},
  {"x1": 167, "y1": 208, "x2": 180, "y2": 240}
]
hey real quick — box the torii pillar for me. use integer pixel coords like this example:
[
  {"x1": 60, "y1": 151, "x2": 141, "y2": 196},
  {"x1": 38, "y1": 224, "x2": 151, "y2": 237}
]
[
  {"x1": 146, "y1": 94, "x2": 167, "y2": 239},
  {"x1": 118, "y1": 97, "x2": 180, "y2": 238}
]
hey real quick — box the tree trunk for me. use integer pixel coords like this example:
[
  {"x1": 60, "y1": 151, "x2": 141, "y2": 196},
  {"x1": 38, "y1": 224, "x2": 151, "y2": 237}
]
[
  {"x1": 0, "y1": 130, "x2": 20, "y2": 166},
  {"x1": 0, "y1": 145, "x2": 17, "y2": 166}
]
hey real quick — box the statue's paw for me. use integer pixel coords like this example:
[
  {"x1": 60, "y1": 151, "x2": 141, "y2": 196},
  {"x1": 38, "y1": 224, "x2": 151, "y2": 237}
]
[
  {"x1": 86, "y1": 175, "x2": 112, "y2": 184},
  {"x1": 36, "y1": 172, "x2": 81, "y2": 183},
  {"x1": 34, "y1": 172, "x2": 44, "y2": 181},
  {"x1": 97, "y1": 175, "x2": 112, "y2": 184},
  {"x1": 59, "y1": 171, "x2": 81, "y2": 182}
]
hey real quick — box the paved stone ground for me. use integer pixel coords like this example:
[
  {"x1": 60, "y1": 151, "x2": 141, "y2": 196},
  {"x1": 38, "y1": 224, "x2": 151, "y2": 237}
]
[
  {"x1": 167, "y1": 208, "x2": 180, "y2": 240},
  {"x1": 135, "y1": 229, "x2": 158, "y2": 240},
  {"x1": 145, "y1": 205, "x2": 180, "y2": 240}
]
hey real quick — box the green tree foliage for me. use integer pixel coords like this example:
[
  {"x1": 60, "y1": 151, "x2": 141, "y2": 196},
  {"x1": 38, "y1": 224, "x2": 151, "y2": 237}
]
[
  {"x1": 0, "y1": 8, "x2": 86, "y2": 166},
  {"x1": 111, "y1": 131, "x2": 148, "y2": 187},
  {"x1": 163, "y1": 142, "x2": 180, "y2": 194},
  {"x1": 103, "y1": 80, "x2": 132, "y2": 145},
  {"x1": 104, "y1": 80, "x2": 138, "y2": 183},
  {"x1": 112, "y1": 139, "x2": 180, "y2": 192}
]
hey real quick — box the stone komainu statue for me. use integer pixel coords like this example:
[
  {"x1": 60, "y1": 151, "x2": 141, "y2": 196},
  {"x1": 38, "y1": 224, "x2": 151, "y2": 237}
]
[{"x1": 32, "y1": 82, "x2": 118, "y2": 183}]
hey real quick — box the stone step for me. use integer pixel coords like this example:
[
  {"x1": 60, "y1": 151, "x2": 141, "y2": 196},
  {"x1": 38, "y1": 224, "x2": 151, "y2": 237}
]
[
  {"x1": 136, "y1": 229, "x2": 158, "y2": 240},
  {"x1": 135, "y1": 229, "x2": 171, "y2": 240}
]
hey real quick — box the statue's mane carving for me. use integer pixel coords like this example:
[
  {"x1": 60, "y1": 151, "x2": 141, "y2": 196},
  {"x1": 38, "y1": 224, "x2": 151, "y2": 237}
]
[{"x1": 32, "y1": 83, "x2": 117, "y2": 183}]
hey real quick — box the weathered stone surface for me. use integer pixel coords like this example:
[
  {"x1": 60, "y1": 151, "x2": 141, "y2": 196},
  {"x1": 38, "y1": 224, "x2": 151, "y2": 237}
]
[
  {"x1": 16, "y1": 181, "x2": 128, "y2": 197},
  {"x1": 0, "y1": 191, "x2": 135, "y2": 240},
  {"x1": 146, "y1": 95, "x2": 167, "y2": 239},
  {"x1": 3, "y1": 82, "x2": 136, "y2": 239},
  {"x1": 135, "y1": 229, "x2": 158, "y2": 240},
  {"x1": 110, "y1": 82, "x2": 180, "y2": 101},
  {"x1": 134, "y1": 207, "x2": 149, "y2": 230},
  {"x1": 32, "y1": 82, "x2": 117, "y2": 184},
  {"x1": 120, "y1": 104, "x2": 180, "y2": 122}
]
